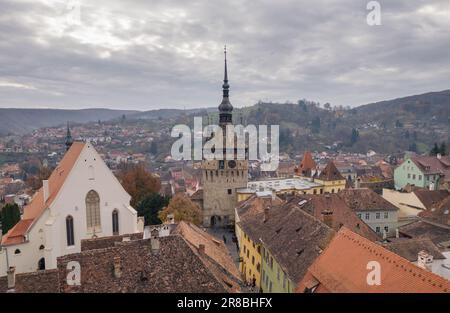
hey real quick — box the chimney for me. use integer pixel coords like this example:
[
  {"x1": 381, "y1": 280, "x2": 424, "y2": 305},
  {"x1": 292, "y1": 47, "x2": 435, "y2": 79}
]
[
  {"x1": 198, "y1": 244, "x2": 205, "y2": 255},
  {"x1": 137, "y1": 217, "x2": 145, "y2": 233},
  {"x1": 7, "y1": 266, "x2": 16, "y2": 291},
  {"x1": 321, "y1": 210, "x2": 333, "y2": 228},
  {"x1": 263, "y1": 206, "x2": 270, "y2": 222},
  {"x1": 429, "y1": 181, "x2": 435, "y2": 191},
  {"x1": 151, "y1": 237, "x2": 160, "y2": 254},
  {"x1": 395, "y1": 228, "x2": 399, "y2": 238},
  {"x1": 43, "y1": 180, "x2": 50, "y2": 203},
  {"x1": 113, "y1": 256, "x2": 122, "y2": 278},
  {"x1": 417, "y1": 250, "x2": 433, "y2": 271}
]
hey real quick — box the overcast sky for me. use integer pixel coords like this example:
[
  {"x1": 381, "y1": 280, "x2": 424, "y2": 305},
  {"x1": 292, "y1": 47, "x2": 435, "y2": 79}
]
[{"x1": 0, "y1": 0, "x2": 449, "y2": 110}]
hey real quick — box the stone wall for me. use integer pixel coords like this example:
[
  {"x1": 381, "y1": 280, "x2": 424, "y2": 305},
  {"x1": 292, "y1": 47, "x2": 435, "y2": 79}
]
[{"x1": 81, "y1": 232, "x2": 143, "y2": 251}]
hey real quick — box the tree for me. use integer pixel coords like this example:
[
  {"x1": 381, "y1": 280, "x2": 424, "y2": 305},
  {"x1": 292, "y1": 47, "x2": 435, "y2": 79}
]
[
  {"x1": 439, "y1": 142, "x2": 447, "y2": 156},
  {"x1": 136, "y1": 193, "x2": 170, "y2": 225},
  {"x1": 311, "y1": 117, "x2": 321, "y2": 134},
  {"x1": 1, "y1": 203, "x2": 21, "y2": 234},
  {"x1": 430, "y1": 143, "x2": 440, "y2": 156},
  {"x1": 117, "y1": 163, "x2": 161, "y2": 207},
  {"x1": 350, "y1": 128, "x2": 359, "y2": 146},
  {"x1": 25, "y1": 164, "x2": 53, "y2": 191},
  {"x1": 158, "y1": 193, "x2": 202, "y2": 225}
]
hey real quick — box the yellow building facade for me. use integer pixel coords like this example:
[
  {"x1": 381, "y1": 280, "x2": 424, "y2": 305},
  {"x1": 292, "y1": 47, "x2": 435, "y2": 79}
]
[{"x1": 238, "y1": 225, "x2": 262, "y2": 288}]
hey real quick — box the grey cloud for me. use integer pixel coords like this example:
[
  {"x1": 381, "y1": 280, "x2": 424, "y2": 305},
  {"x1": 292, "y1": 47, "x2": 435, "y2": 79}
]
[{"x1": 0, "y1": 0, "x2": 449, "y2": 110}]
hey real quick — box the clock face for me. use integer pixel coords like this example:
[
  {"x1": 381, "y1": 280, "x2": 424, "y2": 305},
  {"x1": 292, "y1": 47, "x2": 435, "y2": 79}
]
[{"x1": 228, "y1": 160, "x2": 236, "y2": 168}]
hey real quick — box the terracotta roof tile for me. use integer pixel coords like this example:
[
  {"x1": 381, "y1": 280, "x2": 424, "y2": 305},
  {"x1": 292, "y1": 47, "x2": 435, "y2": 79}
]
[
  {"x1": 296, "y1": 227, "x2": 450, "y2": 293},
  {"x1": 338, "y1": 188, "x2": 399, "y2": 212},
  {"x1": 294, "y1": 194, "x2": 380, "y2": 242},
  {"x1": 296, "y1": 151, "x2": 317, "y2": 176},
  {"x1": 173, "y1": 221, "x2": 242, "y2": 284},
  {"x1": 317, "y1": 160, "x2": 345, "y2": 181}
]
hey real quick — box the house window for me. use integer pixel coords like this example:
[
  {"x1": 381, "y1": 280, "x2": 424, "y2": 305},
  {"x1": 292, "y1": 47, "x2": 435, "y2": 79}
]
[
  {"x1": 66, "y1": 215, "x2": 75, "y2": 246},
  {"x1": 228, "y1": 189, "x2": 232, "y2": 195},
  {"x1": 365, "y1": 213, "x2": 370, "y2": 220},
  {"x1": 376, "y1": 226, "x2": 380, "y2": 233},
  {"x1": 252, "y1": 256, "x2": 255, "y2": 265},
  {"x1": 384, "y1": 212, "x2": 388, "y2": 219},
  {"x1": 413, "y1": 174, "x2": 416, "y2": 180},
  {"x1": 247, "y1": 250, "x2": 249, "y2": 258},
  {"x1": 357, "y1": 213, "x2": 362, "y2": 219},
  {"x1": 86, "y1": 190, "x2": 101, "y2": 230},
  {"x1": 384, "y1": 226, "x2": 389, "y2": 233},
  {"x1": 376, "y1": 212, "x2": 380, "y2": 219},
  {"x1": 257, "y1": 263, "x2": 260, "y2": 273},
  {"x1": 112, "y1": 210, "x2": 119, "y2": 235},
  {"x1": 418, "y1": 175, "x2": 422, "y2": 180},
  {"x1": 407, "y1": 174, "x2": 411, "y2": 179}
]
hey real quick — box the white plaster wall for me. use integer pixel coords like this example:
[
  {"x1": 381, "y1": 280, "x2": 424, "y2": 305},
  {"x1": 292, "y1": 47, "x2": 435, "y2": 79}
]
[
  {"x1": 0, "y1": 143, "x2": 138, "y2": 276},
  {"x1": 0, "y1": 210, "x2": 48, "y2": 276}
]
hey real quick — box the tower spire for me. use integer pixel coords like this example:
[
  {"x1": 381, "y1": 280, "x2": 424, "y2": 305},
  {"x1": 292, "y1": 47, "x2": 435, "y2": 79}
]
[
  {"x1": 65, "y1": 122, "x2": 73, "y2": 151},
  {"x1": 218, "y1": 45, "x2": 233, "y2": 125}
]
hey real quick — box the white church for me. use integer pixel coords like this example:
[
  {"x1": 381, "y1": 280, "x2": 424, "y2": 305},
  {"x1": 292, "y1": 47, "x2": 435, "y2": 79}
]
[{"x1": 0, "y1": 141, "x2": 141, "y2": 276}]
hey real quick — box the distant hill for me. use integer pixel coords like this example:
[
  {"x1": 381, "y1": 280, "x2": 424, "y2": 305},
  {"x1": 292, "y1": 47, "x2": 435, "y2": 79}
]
[
  {"x1": 1, "y1": 89, "x2": 448, "y2": 154},
  {"x1": 0, "y1": 108, "x2": 139, "y2": 135},
  {"x1": 237, "y1": 89, "x2": 450, "y2": 154}
]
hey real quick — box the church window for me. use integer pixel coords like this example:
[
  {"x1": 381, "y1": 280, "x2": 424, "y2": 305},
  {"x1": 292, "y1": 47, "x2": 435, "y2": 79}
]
[
  {"x1": 38, "y1": 257, "x2": 45, "y2": 270},
  {"x1": 86, "y1": 190, "x2": 101, "y2": 230},
  {"x1": 39, "y1": 245, "x2": 45, "y2": 250},
  {"x1": 112, "y1": 210, "x2": 119, "y2": 235},
  {"x1": 14, "y1": 249, "x2": 21, "y2": 255},
  {"x1": 66, "y1": 215, "x2": 75, "y2": 246}
]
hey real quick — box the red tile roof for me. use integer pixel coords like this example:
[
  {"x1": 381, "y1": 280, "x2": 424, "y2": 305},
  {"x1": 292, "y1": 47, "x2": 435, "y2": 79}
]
[
  {"x1": 296, "y1": 227, "x2": 450, "y2": 293},
  {"x1": 1, "y1": 142, "x2": 85, "y2": 246},
  {"x1": 317, "y1": 160, "x2": 345, "y2": 181},
  {"x1": 296, "y1": 151, "x2": 317, "y2": 176}
]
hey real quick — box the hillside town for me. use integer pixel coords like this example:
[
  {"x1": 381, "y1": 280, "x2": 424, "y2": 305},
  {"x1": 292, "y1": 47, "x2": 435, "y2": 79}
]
[{"x1": 0, "y1": 53, "x2": 449, "y2": 294}]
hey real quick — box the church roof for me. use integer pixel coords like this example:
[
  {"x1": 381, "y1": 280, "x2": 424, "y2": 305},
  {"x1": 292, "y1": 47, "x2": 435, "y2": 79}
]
[{"x1": 1, "y1": 142, "x2": 85, "y2": 246}]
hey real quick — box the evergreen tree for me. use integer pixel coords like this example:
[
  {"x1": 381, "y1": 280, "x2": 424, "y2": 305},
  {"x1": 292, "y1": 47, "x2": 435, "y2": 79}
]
[
  {"x1": 350, "y1": 128, "x2": 359, "y2": 146},
  {"x1": 1, "y1": 203, "x2": 21, "y2": 235},
  {"x1": 430, "y1": 143, "x2": 440, "y2": 156},
  {"x1": 136, "y1": 193, "x2": 171, "y2": 225}
]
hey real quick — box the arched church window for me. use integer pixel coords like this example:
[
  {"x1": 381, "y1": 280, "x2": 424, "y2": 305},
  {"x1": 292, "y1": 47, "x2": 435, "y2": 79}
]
[
  {"x1": 86, "y1": 190, "x2": 101, "y2": 229},
  {"x1": 38, "y1": 257, "x2": 46, "y2": 270},
  {"x1": 112, "y1": 210, "x2": 119, "y2": 235},
  {"x1": 66, "y1": 215, "x2": 75, "y2": 246}
]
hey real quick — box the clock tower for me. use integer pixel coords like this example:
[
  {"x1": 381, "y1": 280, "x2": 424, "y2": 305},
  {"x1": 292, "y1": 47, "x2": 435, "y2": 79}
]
[{"x1": 201, "y1": 47, "x2": 248, "y2": 227}]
